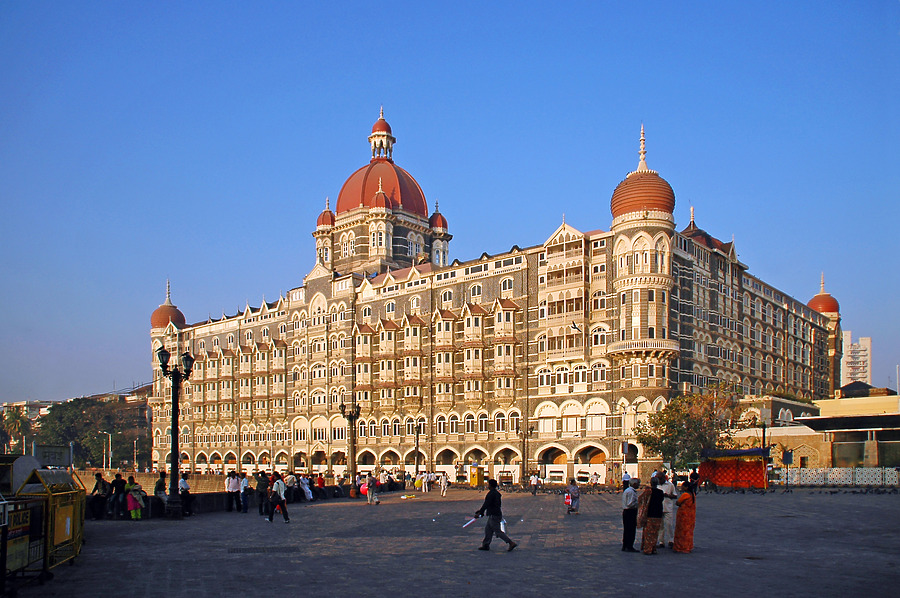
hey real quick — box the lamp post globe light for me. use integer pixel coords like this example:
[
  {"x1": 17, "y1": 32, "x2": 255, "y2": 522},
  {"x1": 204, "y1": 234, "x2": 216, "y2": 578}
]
[{"x1": 157, "y1": 346, "x2": 195, "y2": 519}]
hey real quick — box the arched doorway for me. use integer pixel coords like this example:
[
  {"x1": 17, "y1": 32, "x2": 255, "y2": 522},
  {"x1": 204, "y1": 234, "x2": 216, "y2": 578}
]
[
  {"x1": 574, "y1": 445, "x2": 608, "y2": 484},
  {"x1": 293, "y1": 452, "x2": 307, "y2": 470},
  {"x1": 537, "y1": 446, "x2": 568, "y2": 484}
]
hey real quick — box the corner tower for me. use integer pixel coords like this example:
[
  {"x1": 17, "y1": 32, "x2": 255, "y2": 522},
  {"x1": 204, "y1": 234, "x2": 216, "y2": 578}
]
[{"x1": 607, "y1": 126, "x2": 679, "y2": 398}]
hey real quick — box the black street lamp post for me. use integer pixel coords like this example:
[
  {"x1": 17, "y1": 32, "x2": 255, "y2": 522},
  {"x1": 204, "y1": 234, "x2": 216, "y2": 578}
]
[
  {"x1": 157, "y1": 346, "x2": 194, "y2": 519},
  {"x1": 518, "y1": 424, "x2": 534, "y2": 485},
  {"x1": 339, "y1": 399, "x2": 361, "y2": 484}
]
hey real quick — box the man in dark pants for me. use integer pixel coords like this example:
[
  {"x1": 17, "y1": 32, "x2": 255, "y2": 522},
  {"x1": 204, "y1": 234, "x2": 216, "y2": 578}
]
[
  {"x1": 255, "y1": 471, "x2": 270, "y2": 517},
  {"x1": 622, "y1": 478, "x2": 640, "y2": 552},
  {"x1": 109, "y1": 473, "x2": 127, "y2": 519},
  {"x1": 475, "y1": 479, "x2": 517, "y2": 552}
]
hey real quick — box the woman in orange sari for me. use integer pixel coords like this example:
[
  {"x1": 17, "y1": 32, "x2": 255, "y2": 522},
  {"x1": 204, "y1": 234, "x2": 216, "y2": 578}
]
[{"x1": 673, "y1": 481, "x2": 696, "y2": 553}]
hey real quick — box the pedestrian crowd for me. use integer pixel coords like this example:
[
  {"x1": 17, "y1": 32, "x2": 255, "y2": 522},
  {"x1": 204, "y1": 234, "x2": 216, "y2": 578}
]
[
  {"x1": 90, "y1": 466, "x2": 701, "y2": 558},
  {"x1": 621, "y1": 468, "x2": 698, "y2": 555}
]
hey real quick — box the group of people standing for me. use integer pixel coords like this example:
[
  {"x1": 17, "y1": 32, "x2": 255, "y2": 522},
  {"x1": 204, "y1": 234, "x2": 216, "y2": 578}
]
[
  {"x1": 621, "y1": 470, "x2": 697, "y2": 555},
  {"x1": 414, "y1": 471, "x2": 450, "y2": 496}
]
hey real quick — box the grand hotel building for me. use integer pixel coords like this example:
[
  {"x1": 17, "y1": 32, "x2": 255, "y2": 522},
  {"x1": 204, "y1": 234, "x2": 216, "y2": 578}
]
[{"x1": 149, "y1": 112, "x2": 842, "y2": 483}]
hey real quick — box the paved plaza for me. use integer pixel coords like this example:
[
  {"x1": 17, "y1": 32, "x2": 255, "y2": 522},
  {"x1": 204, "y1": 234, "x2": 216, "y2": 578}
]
[{"x1": 20, "y1": 487, "x2": 900, "y2": 597}]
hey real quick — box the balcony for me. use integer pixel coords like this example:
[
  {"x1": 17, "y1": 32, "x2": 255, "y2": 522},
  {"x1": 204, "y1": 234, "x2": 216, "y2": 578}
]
[{"x1": 607, "y1": 338, "x2": 679, "y2": 355}]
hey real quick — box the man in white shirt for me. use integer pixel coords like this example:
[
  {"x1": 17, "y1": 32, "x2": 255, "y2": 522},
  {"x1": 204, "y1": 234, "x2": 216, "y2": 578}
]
[
  {"x1": 178, "y1": 473, "x2": 193, "y2": 516},
  {"x1": 267, "y1": 472, "x2": 290, "y2": 523},
  {"x1": 621, "y1": 478, "x2": 640, "y2": 552},
  {"x1": 530, "y1": 473, "x2": 540, "y2": 496},
  {"x1": 658, "y1": 471, "x2": 678, "y2": 548},
  {"x1": 225, "y1": 471, "x2": 241, "y2": 512},
  {"x1": 239, "y1": 472, "x2": 250, "y2": 513},
  {"x1": 622, "y1": 470, "x2": 631, "y2": 491}
]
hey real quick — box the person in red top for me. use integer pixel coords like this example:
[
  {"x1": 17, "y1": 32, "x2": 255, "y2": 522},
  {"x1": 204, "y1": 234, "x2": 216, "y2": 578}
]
[{"x1": 316, "y1": 474, "x2": 325, "y2": 489}]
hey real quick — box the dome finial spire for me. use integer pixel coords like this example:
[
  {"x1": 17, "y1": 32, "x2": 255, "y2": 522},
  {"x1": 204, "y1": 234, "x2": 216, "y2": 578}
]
[
  {"x1": 378, "y1": 177, "x2": 383, "y2": 193},
  {"x1": 380, "y1": 105, "x2": 384, "y2": 119},
  {"x1": 820, "y1": 272, "x2": 825, "y2": 294},
  {"x1": 434, "y1": 200, "x2": 439, "y2": 212},
  {"x1": 690, "y1": 206, "x2": 695, "y2": 224},
  {"x1": 164, "y1": 279, "x2": 173, "y2": 306},
  {"x1": 325, "y1": 196, "x2": 330, "y2": 210},
  {"x1": 637, "y1": 123, "x2": 649, "y2": 172}
]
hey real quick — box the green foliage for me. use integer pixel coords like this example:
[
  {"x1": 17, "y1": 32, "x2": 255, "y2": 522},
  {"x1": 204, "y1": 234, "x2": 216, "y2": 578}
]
[
  {"x1": 34, "y1": 397, "x2": 151, "y2": 468},
  {"x1": 2, "y1": 406, "x2": 31, "y2": 453},
  {"x1": 634, "y1": 389, "x2": 748, "y2": 469}
]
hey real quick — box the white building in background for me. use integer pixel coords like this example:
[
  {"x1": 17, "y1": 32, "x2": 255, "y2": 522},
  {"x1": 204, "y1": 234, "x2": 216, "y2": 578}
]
[{"x1": 841, "y1": 332, "x2": 872, "y2": 385}]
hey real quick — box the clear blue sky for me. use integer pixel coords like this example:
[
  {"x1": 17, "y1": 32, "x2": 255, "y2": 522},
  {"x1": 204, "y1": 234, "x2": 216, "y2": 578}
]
[{"x1": 1, "y1": 2, "x2": 898, "y2": 401}]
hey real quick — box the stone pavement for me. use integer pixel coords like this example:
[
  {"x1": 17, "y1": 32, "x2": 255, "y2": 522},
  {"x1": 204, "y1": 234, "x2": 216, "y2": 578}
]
[{"x1": 20, "y1": 488, "x2": 900, "y2": 597}]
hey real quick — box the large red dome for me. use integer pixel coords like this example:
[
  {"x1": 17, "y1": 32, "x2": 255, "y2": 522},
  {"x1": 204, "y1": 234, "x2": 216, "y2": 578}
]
[{"x1": 335, "y1": 159, "x2": 428, "y2": 218}]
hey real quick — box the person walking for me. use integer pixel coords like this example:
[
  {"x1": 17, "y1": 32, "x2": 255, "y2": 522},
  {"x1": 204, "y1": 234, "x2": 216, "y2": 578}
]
[
  {"x1": 475, "y1": 479, "x2": 517, "y2": 552},
  {"x1": 621, "y1": 478, "x2": 639, "y2": 552},
  {"x1": 565, "y1": 478, "x2": 580, "y2": 515},
  {"x1": 267, "y1": 472, "x2": 290, "y2": 523},
  {"x1": 366, "y1": 472, "x2": 380, "y2": 505},
  {"x1": 439, "y1": 471, "x2": 450, "y2": 497},
  {"x1": 530, "y1": 473, "x2": 540, "y2": 496}
]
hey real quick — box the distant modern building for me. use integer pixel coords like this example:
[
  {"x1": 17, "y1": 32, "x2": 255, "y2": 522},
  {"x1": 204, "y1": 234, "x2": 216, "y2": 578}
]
[
  {"x1": 148, "y1": 112, "x2": 844, "y2": 483},
  {"x1": 841, "y1": 332, "x2": 872, "y2": 385}
]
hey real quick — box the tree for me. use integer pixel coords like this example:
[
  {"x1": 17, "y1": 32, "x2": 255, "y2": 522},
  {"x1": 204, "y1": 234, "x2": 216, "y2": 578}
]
[
  {"x1": 3, "y1": 406, "x2": 31, "y2": 453},
  {"x1": 634, "y1": 388, "x2": 748, "y2": 469},
  {"x1": 34, "y1": 396, "x2": 150, "y2": 468}
]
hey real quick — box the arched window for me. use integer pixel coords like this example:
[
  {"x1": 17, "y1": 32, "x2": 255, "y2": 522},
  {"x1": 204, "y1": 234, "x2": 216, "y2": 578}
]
[
  {"x1": 478, "y1": 413, "x2": 490, "y2": 433},
  {"x1": 441, "y1": 290, "x2": 453, "y2": 304},
  {"x1": 501, "y1": 278, "x2": 513, "y2": 293},
  {"x1": 470, "y1": 284, "x2": 482, "y2": 300},
  {"x1": 494, "y1": 412, "x2": 506, "y2": 432},
  {"x1": 436, "y1": 415, "x2": 447, "y2": 434},
  {"x1": 386, "y1": 302, "x2": 396, "y2": 315},
  {"x1": 449, "y1": 414, "x2": 460, "y2": 434},
  {"x1": 464, "y1": 414, "x2": 476, "y2": 433}
]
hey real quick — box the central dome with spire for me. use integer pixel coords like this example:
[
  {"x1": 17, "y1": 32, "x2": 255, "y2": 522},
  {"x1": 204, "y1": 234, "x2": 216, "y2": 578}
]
[
  {"x1": 610, "y1": 125, "x2": 675, "y2": 219},
  {"x1": 335, "y1": 109, "x2": 429, "y2": 218}
]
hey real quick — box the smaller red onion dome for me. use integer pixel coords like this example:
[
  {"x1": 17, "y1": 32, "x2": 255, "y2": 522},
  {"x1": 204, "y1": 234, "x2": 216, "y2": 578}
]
[
  {"x1": 317, "y1": 197, "x2": 335, "y2": 227},
  {"x1": 372, "y1": 117, "x2": 392, "y2": 134},
  {"x1": 429, "y1": 201, "x2": 448, "y2": 229},
  {"x1": 151, "y1": 282, "x2": 186, "y2": 329},
  {"x1": 808, "y1": 274, "x2": 840, "y2": 314}
]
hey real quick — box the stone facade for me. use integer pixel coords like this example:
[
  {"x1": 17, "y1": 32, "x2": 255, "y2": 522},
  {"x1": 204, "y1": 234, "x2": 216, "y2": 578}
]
[{"x1": 149, "y1": 114, "x2": 842, "y2": 484}]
